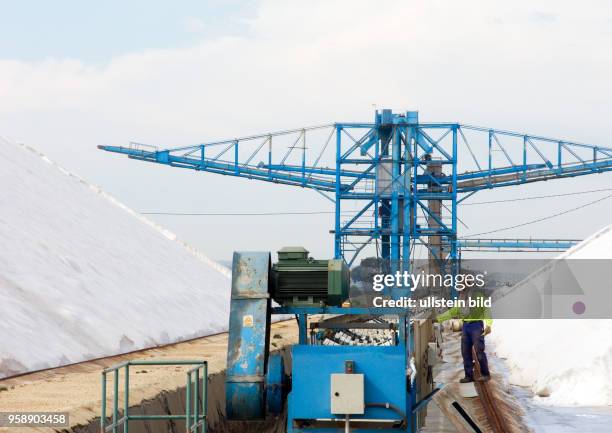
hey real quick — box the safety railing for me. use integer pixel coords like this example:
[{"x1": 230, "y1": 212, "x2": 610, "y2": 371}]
[{"x1": 101, "y1": 360, "x2": 207, "y2": 433}]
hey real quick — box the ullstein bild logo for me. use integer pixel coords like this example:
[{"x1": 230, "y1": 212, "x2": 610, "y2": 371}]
[{"x1": 372, "y1": 271, "x2": 486, "y2": 292}]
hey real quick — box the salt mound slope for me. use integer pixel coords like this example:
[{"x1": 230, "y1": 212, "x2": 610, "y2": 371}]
[
  {"x1": 491, "y1": 224, "x2": 612, "y2": 406},
  {"x1": 0, "y1": 137, "x2": 231, "y2": 378}
]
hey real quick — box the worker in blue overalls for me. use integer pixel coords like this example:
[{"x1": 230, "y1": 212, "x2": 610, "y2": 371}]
[{"x1": 437, "y1": 287, "x2": 492, "y2": 383}]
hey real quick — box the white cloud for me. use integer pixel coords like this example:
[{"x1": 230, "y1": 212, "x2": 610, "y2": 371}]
[
  {"x1": 182, "y1": 16, "x2": 207, "y2": 33},
  {"x1": 1, "y1": 1, "x2": 610, "y2": 127},
  {"x1": 531, "y1": 11, "x2": 558, "y2": 23}
]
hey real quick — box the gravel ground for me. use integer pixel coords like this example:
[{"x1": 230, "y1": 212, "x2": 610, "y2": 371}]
[{"x1": 0, "y1": 320, "x2": 298, "y2": 433}]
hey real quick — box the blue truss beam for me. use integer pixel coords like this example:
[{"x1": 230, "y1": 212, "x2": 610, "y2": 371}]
[
  {"x1": 98, "y1": 109, "x2": 612, "y2": 269},
  {"x1": 457, "y1": 238, "x2": 580, "y2": 252}
]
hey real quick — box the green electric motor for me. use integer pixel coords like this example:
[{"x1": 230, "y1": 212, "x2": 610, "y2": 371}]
[{"x1": 270, "y1": 247, "x2": 350, "y2": 307}]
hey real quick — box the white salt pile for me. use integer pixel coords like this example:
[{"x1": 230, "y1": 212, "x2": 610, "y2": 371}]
[
  {"x1": 0, "y1": 137, "x2": 231, "y2": 378},
  {"x1": 491, "y1": 224, "x2": 612, "y2": 406}
]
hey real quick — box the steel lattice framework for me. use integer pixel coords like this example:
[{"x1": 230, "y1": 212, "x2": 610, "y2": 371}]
[{"x1": 100, "y1": 109, "x2": 612, "y2": 276}]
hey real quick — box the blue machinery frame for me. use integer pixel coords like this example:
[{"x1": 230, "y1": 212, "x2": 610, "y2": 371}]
[
  {"x1": 99, "y1": 109, "x2": 612, "y2": 273},
  {"x1": 100, "y1": 110, "x2": 612, "y2": 432},
  {"x1": 279, "y1": 307, "x2": 418, "y2": 433},
  {"x1": 226, "y1": 251, "x2": 429, "y2": 432}
]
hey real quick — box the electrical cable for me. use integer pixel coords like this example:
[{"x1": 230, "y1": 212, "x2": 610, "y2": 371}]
[
  {"x1": 141, "y1": 211, "x2": 336, "y2": 216},
  {"x1": 463, "y1": 193, "x2": 612, "y2": 238},
  {"x1": 364, "y1": 402, "x2": 407, "y2": 428},
  {"x1": 142, "y1": 188, "x2": 612, "y2": 216},
  {"x1": 460, "y1": 187, "x2": 612, "y2": 206}
]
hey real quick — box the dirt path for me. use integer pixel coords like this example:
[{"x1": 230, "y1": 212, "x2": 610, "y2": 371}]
[
  {"x1": 422, "y1": 329, "x2": 532, "y2": 433},
  {"x1": 0, "y1": 320, "x2": 298, "y2": 433}
]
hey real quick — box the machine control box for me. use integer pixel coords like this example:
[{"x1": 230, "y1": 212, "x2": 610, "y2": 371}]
[{"x1": 330, "y1": 373, "x2": 364, "y2": 415}]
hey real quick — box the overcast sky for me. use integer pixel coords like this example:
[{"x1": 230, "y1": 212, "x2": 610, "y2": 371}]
[{"x1": 1, "y1": 0, "x2": 611, "y2": 261}]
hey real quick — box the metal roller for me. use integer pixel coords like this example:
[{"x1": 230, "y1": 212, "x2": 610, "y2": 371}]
[{"x1": 265, "y1": 353, "x2": 287, "y2": 415}]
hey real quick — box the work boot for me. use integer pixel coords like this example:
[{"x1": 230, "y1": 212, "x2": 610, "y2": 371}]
[
  {"x1": 476, "y1": 375, "x2": 491, "y2": 382},
  {"x1": 459, "y1": 377, "x2": 474, "y2": 383}
]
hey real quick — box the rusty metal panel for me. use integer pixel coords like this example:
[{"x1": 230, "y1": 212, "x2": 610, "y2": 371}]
[
  {"x1": 225, "y1": 252, "x2": 271, "y2": 420},
  {"x1": 415, "y1": 318, "x2": 435, "y2": 428}
]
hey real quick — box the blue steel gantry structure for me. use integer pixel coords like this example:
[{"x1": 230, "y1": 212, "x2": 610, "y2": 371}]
[
  {"x1": 99, "y1": 109, "x2": 612, "y2": 276},
  {"x1": 100, "y1": 110, "x2": 612, "y2": 433}
]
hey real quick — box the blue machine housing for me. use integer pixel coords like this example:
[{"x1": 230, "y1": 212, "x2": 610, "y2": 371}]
[
  {"x1": 289, "y1": 345, "x2": 407, "y2": 432},
  {"x1": 224, "y1": 251, "x2": 436, "y2": 432}
]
